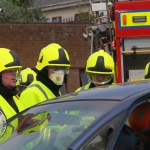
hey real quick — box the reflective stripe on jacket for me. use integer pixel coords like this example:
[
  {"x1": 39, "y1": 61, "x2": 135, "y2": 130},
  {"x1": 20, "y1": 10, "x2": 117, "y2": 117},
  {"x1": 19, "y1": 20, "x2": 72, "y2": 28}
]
[
  {"x1": 75, "y1": 82, "x2": 91, "y2": 92},
  {"x1": 20, "y1": 80, "x2": 57, "y2": 110},
  {"x1": 0, "y1": 95, "x2": 24, "y2": 142},
  {"x1": 0, "y1": 95, "x2": 24, "y2": 119}
]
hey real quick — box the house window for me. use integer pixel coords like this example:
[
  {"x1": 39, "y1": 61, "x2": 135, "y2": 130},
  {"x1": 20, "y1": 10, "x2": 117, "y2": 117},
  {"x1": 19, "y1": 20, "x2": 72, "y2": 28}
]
[
  {"x1": 52, "y1": 16, "x2": 62, "y2": 23},
  {"x1": 74, "y1": 14, "x2": 80, "y2": 22}
]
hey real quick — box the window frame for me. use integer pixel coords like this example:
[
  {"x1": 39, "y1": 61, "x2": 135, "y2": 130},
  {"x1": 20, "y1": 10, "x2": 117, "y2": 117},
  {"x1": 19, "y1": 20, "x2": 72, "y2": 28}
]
[
  {"x1": 70, "y1": 94, "x2": 150, "y2": 150},
  {"x1": 78, "y1": 110, "x2": 127, "y2": 150},
  {"x1": 52, "y1": 16, "x2": 62, "y2": 23}
]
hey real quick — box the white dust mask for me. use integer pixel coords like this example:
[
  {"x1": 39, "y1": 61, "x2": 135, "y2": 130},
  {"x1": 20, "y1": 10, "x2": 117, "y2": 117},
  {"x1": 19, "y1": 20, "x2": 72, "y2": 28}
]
[{"x1": 49, "y1": 70, "x2": 64, "y2": 85}]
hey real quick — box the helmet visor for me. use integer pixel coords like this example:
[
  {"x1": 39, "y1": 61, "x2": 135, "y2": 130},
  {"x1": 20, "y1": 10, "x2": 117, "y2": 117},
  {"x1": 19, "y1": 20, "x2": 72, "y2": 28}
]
[{"x1": 87, "y1": 73, "x2": 113, "y2": 85}]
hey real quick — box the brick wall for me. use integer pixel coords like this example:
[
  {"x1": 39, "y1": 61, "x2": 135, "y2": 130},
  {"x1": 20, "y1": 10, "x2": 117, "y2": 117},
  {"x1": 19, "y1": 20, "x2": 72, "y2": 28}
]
[{"x1": 0, "y1": 23, "x2": 92, "y2": 93}]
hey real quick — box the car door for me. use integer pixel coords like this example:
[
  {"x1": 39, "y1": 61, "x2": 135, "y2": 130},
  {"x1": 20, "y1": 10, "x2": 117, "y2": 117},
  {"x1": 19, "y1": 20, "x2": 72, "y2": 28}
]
[
  {"x1": 73, "y1": 94, "x2": 150, "y2": 150},
  {"x1": 75, "y1": 110, "x2": 127, "y2": 150},
  {"x1": 112, "y1": 94, "x2": 150, "y2": 150}
]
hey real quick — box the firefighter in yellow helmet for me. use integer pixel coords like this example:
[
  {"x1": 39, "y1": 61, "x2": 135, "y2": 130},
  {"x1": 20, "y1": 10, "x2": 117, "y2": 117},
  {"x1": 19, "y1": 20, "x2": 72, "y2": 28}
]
[
  {"x1": 74, "y1": 50, "x2": 115, "y2": 128},
  {"x1": 0, "y1": 48, "x2": 24, "y2": 117},
  {"x1": 144, "y1": 62, "x2": 150, "y2": 79},
  {"x1": 16, "y1": 68, "x2": 37, "y2": 96},
  {"x1": 20, "y1": 43, "x2": 70, "y2": 110},
  {"x1": 0, "y1": 48, "x2": 24, "y2": 142},
  {"x1": 76, "y1": 49, "x2": 115, "y2": 91}
]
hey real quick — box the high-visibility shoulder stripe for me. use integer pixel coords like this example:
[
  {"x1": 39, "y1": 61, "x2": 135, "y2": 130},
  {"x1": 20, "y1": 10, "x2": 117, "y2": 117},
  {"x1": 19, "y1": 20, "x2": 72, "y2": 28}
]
[
  {"x1": 79, "y1": 82, "x2": 91, "y2": 91},
  {"x1": 28, "y1": 84, "x2": 48, "y2": 99},
  {"x1": 80, "y1": 85, "x2": 86, "y2": 91}
]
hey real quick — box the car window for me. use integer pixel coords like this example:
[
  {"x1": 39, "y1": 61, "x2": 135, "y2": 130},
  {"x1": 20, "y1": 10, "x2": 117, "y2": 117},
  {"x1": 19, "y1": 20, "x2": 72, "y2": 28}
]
[
  {"x1": 113, "y1": 97, "x2": 150, "y2": 150},
  {"x1": 82, "y1": 127, "x2": 113, "y2": 150},
  {"x1": 80, "y1": 111, "x2": 126, "y2": 150},
  {"x1": 0, "y1": 100, "x2": 119, "y2": 150}
]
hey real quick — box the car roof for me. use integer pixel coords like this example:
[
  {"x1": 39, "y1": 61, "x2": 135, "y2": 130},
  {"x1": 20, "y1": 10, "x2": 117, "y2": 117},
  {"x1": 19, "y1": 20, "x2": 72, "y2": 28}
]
[
  {"x1": 56, "y1": 80, "x2": 150, "y2": 101},
  {"x1": 12, "y1": 80, "x2": 150, "y2": 118},
  {"x1": 6, "y1": 80, "x2": 150, "y2": 137}
]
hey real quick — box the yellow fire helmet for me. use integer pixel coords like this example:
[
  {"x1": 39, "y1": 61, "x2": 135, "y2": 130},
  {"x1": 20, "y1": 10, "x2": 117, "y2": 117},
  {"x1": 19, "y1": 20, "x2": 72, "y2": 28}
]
[
  {"x1": 144, "y1": 62, "x2": 150, "y2": 79},
  {"x1": 0, "y1": 48, "x2": 22, "y2": 72},
  {"x1": 36, "y1": 43, "x2": 70, "y2": 71},
  {"x1": 19, "y1": 68, "x2": 37, "y2": 86},
  {"x1": 86, "y1": 49, "x2": 116, "y2": 85}
]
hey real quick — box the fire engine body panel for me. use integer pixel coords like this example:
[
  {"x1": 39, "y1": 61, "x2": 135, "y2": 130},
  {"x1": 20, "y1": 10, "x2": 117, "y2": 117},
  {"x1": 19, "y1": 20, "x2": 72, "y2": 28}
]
[
  {"x1": 115, "y1": 1, "x2": 150, "y2": 83},
  {"x1": 81, "y1": 1, "x2": 150, "y2": 144},
  {"x1": 82, "y1": 0, "x2": 150, "y2": 85}
]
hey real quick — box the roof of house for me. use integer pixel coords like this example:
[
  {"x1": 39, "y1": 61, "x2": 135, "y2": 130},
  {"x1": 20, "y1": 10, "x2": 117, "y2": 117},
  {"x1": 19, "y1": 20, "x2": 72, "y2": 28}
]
[
  {"x1": 33, "y1": 0, "x2": 100, "y2": 10},
  {"x1": 34, "y1": 0, "x2": 74, "y2": 7}
]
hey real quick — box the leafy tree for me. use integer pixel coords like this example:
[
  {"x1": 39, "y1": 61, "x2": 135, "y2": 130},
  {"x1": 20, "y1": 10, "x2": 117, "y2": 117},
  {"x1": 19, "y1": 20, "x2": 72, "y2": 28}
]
[
  {"x1": 10, "y1": 0, "x2": 34, "y2": 22},
  {"x1": 0, "y1": 0, "x2": 44, "y2": 22},
  {"x1": 10, "y1": 0, "x2": 33, "y2": 7},
  {"x1": 0, "y1": 0, "x2": 26, "y2": 22}
]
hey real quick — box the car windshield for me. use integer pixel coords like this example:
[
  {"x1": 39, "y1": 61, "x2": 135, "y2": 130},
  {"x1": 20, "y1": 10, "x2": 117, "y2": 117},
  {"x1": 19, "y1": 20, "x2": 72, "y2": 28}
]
[{"x1": 0, "y1": 100, "x2": 118, "y2": 150}]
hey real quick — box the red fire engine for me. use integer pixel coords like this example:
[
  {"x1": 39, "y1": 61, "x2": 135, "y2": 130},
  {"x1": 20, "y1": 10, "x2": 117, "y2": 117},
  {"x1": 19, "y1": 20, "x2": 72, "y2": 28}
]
[
  {"x1": 82, "y1": 0, "x2": 150, "y2": 136},
  {"x1": 114, "y1": 0, "x2": 150, "y2": 83},
  {"x1": 83, "y1": 0, "x2": 150, "y2": 84}
]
